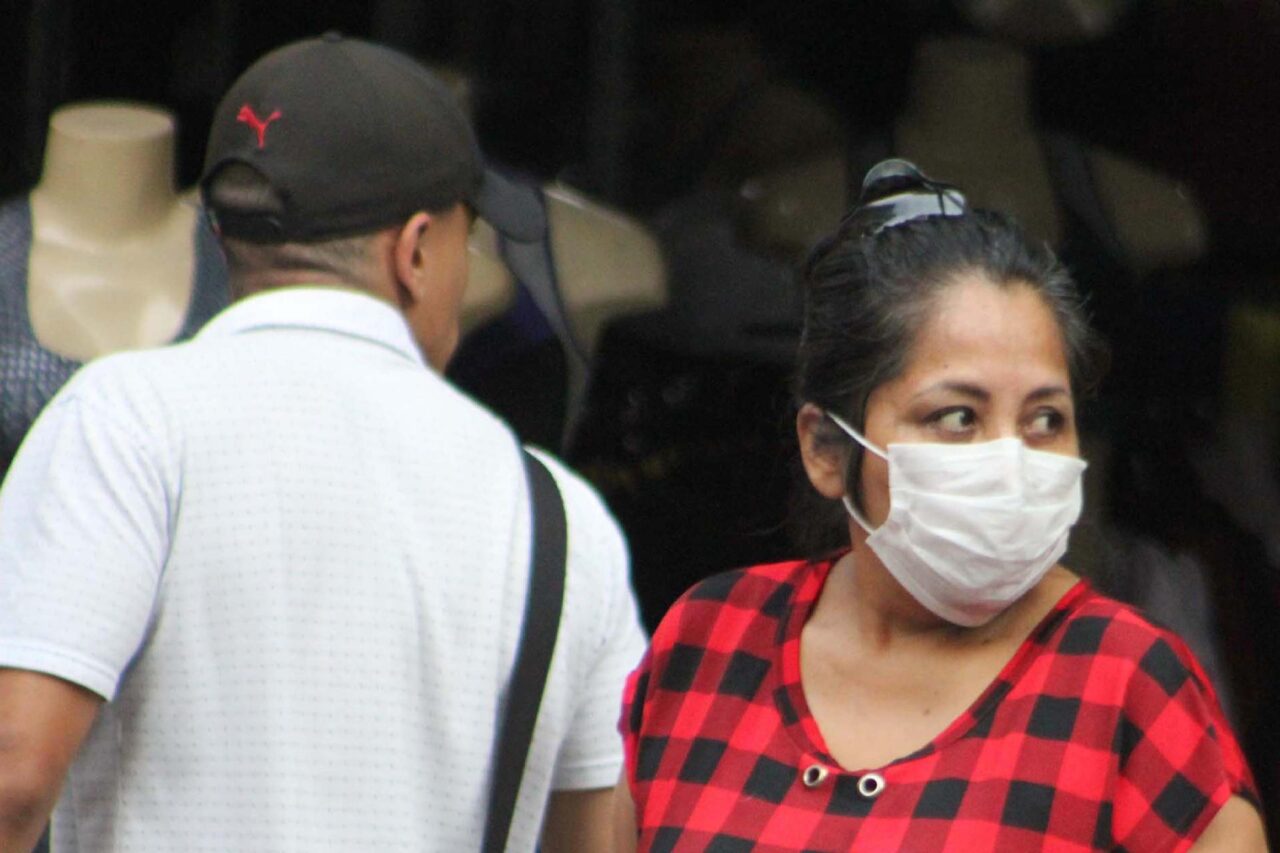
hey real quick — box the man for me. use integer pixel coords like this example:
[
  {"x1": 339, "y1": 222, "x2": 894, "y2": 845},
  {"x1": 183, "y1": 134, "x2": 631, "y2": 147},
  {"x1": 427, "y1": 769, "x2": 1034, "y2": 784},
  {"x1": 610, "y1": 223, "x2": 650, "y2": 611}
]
[{"x1": 0, "y1": 34, "x2": 644, "y2": 852}]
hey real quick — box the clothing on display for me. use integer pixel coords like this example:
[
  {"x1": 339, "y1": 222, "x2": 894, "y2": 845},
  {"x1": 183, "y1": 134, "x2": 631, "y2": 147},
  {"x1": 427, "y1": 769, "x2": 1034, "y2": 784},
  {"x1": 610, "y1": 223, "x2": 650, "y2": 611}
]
[
  {"x1": 0, "y1": 197, "x2": 228, "y2": 481},
  {"x1": 623, "y1": 557, "x2": 1256, "y2": 851}
]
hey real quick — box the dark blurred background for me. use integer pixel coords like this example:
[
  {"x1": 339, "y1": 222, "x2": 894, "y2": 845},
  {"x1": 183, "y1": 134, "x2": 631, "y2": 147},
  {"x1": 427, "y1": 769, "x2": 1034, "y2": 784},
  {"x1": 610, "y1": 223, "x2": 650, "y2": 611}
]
[{"x1": 5, "y1": 1, "x2": 1278, "y2": 250}]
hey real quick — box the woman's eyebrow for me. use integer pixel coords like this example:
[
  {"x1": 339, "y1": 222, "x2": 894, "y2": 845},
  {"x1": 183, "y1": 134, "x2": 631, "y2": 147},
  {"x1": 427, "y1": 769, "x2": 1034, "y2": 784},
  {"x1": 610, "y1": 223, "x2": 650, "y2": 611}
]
[
  {"x1": 1026, "y1": 385, "x2": 1070, "y2": 402},
  {"x1": 907, "y1": 382, "x2": 1070, "y2": 403},
  {"x1": 910, "y1": 381, "x2": 989, "y2": 402}
]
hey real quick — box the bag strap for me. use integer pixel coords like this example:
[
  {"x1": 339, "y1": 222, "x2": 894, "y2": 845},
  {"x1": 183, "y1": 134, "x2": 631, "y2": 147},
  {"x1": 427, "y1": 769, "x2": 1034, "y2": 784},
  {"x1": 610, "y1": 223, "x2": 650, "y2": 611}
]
[{"x1": 482, "y1": 448, "x2": 567, "y2": 853}]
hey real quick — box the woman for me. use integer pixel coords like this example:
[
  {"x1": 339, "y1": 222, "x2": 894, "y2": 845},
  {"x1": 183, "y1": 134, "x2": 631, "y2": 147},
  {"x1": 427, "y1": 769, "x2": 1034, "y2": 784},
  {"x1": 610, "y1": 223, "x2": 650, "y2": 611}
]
[{"x1": 615, "y1": 161, "x2": 1265, "y2": 851}]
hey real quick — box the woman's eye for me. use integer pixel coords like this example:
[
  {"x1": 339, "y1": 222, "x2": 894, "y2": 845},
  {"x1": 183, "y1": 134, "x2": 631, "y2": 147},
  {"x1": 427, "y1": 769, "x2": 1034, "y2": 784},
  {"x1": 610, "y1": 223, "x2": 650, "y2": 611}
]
[
  {"x1": 1026, "y1": 409, "x2": 1065, "y2": 438},
  {"x1": 930, "y1": 408, "x2": 975, "y2": 434}
]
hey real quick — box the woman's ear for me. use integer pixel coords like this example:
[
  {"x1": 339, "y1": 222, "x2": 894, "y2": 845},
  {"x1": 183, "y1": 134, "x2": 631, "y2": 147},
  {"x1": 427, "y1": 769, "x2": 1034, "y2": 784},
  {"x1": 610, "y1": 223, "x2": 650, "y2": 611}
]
[
  {"x1": 797, "y1": 403, "x2": 850, "y2": 500},
  {"x1": 392, "y1": 212, "x2": 434, "y2": 304}
]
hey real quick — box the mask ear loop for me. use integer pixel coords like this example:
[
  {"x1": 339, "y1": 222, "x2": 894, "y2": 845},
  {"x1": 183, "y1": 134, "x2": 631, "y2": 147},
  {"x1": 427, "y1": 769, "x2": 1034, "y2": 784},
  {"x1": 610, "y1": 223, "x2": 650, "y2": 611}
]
[{"x1": 825, "y1": 410, "x2": 886, "y2": 535}]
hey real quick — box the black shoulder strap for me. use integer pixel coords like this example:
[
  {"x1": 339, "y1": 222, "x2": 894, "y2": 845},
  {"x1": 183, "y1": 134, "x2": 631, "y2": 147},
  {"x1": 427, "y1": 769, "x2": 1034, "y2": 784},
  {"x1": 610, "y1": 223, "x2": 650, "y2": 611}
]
[{"x1": 482, "y1": 448, "x2": 567, "y2": 853}]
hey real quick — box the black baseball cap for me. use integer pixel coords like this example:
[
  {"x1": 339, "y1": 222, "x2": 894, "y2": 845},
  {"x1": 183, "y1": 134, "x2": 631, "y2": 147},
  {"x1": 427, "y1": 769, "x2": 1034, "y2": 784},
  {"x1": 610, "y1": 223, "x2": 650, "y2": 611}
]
[{"x1": 201, "y1": 33, "x2": 545, "y2": 244}]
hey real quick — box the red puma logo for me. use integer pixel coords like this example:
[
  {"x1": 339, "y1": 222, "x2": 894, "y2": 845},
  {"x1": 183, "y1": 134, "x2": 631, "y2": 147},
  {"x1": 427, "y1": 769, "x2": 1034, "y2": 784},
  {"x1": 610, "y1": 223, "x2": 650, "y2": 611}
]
[{"x1": 236, "y1": 104, "x2": 282, "y2": 149}]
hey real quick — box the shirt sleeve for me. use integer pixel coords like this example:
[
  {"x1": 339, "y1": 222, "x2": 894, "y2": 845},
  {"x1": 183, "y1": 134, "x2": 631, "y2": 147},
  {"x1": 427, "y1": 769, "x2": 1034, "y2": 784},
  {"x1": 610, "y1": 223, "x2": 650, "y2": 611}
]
[
  {"x1": 1110, "y1": 628, "x2": 1259, "y2": 850},
  {"x1": 0, "y1": 371, "x2": 172, "y2": 700},
  {"x1": 619, "y1": 645, "x2": 654, "y2": 797},
  {"x1": 529, "y1": 449, "x2": 648, "y2": 791}
]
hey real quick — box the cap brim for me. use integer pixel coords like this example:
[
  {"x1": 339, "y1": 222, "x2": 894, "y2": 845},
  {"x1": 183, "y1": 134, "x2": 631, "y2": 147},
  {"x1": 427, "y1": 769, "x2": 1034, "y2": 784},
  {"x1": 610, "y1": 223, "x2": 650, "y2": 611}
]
[{"x1": 471, "y1": 167, "x2": 546, "y2": 243}]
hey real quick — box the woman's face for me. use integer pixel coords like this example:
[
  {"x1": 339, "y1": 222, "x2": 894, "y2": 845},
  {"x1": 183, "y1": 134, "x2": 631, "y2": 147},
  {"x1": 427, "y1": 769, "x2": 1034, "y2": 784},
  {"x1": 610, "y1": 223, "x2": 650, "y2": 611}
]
[{"x1": 858, "y1": 273, "x2": 1079, "y2": 528}]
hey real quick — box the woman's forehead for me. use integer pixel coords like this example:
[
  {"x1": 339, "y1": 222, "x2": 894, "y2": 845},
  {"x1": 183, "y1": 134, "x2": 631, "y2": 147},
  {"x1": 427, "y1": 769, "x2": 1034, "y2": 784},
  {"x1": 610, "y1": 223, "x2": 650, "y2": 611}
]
[{"x1": 900, "y1": 273, "x2": 1071, "y2": 388}]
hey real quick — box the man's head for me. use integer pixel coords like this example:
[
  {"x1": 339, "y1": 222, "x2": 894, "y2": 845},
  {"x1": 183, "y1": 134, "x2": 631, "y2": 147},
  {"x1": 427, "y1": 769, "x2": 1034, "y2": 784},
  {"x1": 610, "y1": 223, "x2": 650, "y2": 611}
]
[{"x1": 201, "y1": 33, "x2": 544, "y2": 369}]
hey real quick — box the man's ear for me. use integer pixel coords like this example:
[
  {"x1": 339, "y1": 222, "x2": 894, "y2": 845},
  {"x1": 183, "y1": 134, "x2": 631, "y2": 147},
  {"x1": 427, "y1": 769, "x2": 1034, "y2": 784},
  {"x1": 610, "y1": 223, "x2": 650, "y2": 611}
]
[
  {"x1": 797, "y1": 403, "x2": 849, "y2": 500},
  {"x1": 392, "y1": 211, "x2": 434, "y2": 303}
]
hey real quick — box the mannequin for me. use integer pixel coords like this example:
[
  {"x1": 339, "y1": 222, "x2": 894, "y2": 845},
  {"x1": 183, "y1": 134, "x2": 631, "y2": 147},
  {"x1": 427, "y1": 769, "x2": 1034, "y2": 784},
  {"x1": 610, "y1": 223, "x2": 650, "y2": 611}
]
[
  {"x1": 539, "y1": 181, "x2": 666, "y2": 358},
  {"x1": 28, "y1": 102, "x2": 214, "y2": 361},
  {"x1": 438, "y1": 49, "x2": 665, "y2": 352},
  {"x1": 462, "y1": 181, "x2": 666, "y2": 359},
  {"x1": 896, "y1": 35, "x2": 1205, "y2": 268},
  {"x1": 452, "y1": 179, "x2": 667, "y2": 450},
  {"x1": 0, "y1": 101, "x2": 227, "y2": 478},
  {"x1": 738, "y1": 34, "x2": 1207, "y2": 272},
  {"x1": 461, "y1": 225, "x2": 515, "y2": 334}
]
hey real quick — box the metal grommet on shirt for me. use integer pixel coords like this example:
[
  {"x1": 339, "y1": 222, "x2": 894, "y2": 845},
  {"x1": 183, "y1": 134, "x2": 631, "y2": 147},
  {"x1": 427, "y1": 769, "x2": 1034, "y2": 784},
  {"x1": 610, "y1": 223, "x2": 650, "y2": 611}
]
[
  {"x1": 802, "y1": 764, "x2": 830, "y2": 788},
  {"x1": 857, "y1": 772, "x2": 886, "y2": 799}
]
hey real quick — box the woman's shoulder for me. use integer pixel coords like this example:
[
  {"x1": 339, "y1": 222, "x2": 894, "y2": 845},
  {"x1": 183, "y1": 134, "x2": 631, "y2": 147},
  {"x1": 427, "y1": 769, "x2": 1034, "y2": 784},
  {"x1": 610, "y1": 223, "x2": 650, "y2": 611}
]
[
  {"x1": 1055, "y1": 587, "x2": 1259, "y2": 847},
  {"x1": 1057, "y1": 584, "x2": 1215, "y2": 687},
  {"x1": 1043, "y1": 583, "x2": 1244, "y2": 759},
  {"x1": 680, "y1": 558, "x2": 816, "y2": 605},
  {"x1": 647, "y1": 557, "x2": 820, "y2": 652}
]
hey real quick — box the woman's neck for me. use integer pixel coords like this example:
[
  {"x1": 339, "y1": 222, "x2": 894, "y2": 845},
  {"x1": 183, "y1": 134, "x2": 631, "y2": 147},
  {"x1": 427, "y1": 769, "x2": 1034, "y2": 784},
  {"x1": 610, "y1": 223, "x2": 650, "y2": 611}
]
[
  {"x1": 902, "y1": 35, "x2": 1035, "y2": 134},
  {"x1": 817, "y1": 542, "x2": 964, "y2": 649},
  {"x1": 813, "y1": 535, "x2": 1078, "y2": 653},
  {"x1": 31, "y1": 102, "x2": 182, "y2": 242}
]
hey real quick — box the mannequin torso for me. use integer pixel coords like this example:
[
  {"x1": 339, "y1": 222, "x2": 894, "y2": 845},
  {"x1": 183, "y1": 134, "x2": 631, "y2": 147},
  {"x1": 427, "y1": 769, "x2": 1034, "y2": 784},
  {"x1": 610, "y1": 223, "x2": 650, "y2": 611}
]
[
  {"x1": 542, "y1": 182, "x2": 666, "y2": 359},
  {"x1": 462, "y1": 181, "x2": 665, "y2": 359},
  {"x1": 894, "y1": 36, "x2": 1066, "y2": 247},
  {"x1": 462, "y1": 221, "x2": 516, "y2": 334},
  {"x1": 453, "y1": 180, "x2": 666, "y2": 449},
  {"x1": 0, "y1": 101, "x2": 228, "y2": 479},
  {"x1": 28, "y1": 103, "x2": 202, "y2": 362}
]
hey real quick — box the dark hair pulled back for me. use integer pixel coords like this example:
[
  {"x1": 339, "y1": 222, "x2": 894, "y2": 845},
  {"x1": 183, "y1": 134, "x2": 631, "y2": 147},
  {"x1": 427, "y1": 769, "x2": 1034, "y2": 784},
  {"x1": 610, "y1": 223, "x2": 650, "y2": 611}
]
[{"x1": 789, "y1": 161, "x2": 1109, "y2": 554}]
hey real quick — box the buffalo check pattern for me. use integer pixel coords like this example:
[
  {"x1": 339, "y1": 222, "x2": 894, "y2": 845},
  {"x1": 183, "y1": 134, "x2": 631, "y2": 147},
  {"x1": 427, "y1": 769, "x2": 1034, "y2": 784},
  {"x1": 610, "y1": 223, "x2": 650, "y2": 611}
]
[{"x1": 621, "y1": 558, "x2": 1258, "y2": 851}]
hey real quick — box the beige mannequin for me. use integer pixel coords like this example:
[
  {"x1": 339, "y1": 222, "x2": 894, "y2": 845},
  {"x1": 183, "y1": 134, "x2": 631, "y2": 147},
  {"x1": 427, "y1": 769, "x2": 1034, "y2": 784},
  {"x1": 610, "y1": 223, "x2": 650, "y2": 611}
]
[
  {"x1": 738, "y1": 35, "x2": 1207, "y2": 271},
  {"x1": 29, "y1": 102, "x2": 199, "y2": 362},
  {"x1": 461, "y1": 227, "x2": 515, "y2": 333},
  {"x1": 462, "y1": 181, "x2": 666, "y2": 359}
]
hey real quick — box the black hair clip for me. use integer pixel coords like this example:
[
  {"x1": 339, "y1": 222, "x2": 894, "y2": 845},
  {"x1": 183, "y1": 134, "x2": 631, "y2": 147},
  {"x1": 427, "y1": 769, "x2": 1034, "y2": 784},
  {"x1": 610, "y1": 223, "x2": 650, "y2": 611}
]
[{"x1": 842, "y1": 158, "x2": 967, "y2": 238}]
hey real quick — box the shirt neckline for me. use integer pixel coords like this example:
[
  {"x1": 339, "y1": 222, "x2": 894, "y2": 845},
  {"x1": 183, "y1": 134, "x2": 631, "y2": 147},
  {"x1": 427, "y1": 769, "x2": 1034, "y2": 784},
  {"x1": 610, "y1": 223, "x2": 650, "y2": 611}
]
[
  {"x1": 196, "y1": 285, "x2": 427, "y2": 368},
  {"x1": 776, "y1": 555, "x2": 1090, "y2": 773}
]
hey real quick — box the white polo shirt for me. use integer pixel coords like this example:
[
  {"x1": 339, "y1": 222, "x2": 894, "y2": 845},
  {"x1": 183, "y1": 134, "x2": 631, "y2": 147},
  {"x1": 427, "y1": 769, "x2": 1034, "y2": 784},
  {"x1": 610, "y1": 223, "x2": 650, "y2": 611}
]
[{"x1": 0, "y1": 286, "x2": 646, "y2": 852}]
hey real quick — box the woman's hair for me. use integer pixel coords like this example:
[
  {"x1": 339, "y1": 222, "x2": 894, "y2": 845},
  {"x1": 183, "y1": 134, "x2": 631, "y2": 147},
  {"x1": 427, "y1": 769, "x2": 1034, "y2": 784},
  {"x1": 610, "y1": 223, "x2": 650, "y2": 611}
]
[{"x1": 789, "y1": 160, "x2": 1109, "y2": 554}]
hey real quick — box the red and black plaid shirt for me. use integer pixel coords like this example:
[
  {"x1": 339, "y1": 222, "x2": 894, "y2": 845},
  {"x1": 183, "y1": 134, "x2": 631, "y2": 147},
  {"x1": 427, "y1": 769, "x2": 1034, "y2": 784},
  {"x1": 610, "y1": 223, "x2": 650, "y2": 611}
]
[{"x1": 621, "y1": 557, "x2": 1257, "y2": 851}]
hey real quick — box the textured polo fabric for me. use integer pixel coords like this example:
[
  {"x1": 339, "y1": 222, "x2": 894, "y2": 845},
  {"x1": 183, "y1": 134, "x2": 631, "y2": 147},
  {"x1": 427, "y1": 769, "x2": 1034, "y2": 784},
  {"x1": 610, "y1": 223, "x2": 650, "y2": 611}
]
[
  {"x1": 0, "y1": 286, "x2": 646, "y2": 852},
  {"x1": 621, "y1": 558, "x2": 1257, "y2": 851}
]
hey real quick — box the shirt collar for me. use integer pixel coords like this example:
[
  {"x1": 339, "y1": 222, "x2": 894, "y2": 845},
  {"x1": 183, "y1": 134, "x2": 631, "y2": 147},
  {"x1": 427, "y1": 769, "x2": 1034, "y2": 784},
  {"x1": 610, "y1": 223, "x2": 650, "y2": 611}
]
[{"x1": 197, "y1": 286, "x2": 427, "y2": 368}]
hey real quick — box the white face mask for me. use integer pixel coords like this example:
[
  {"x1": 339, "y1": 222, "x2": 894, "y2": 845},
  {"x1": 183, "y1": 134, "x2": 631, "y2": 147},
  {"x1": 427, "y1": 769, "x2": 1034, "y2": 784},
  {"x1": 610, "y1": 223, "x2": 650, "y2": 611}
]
[{"x1": 826, "y1": 411, "x2": 1086, "y2": 627}]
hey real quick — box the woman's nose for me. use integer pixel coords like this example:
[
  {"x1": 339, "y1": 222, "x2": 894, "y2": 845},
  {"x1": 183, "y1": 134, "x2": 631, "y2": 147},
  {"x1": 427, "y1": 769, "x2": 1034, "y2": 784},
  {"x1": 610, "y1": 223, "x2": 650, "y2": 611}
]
[{"x1": 985, "y1": 416, "x2": 1022, "y2": 441}]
